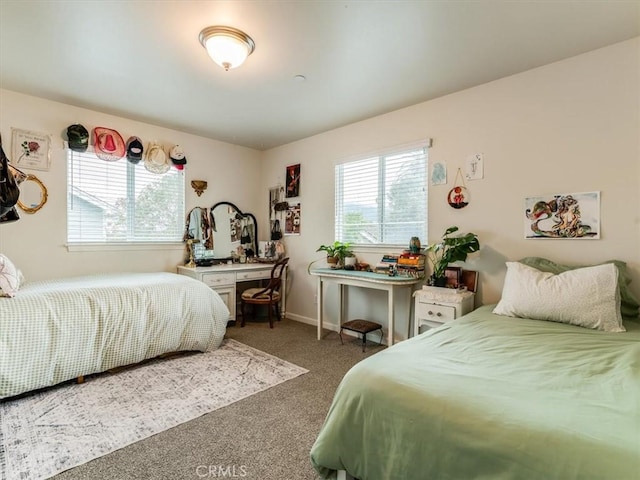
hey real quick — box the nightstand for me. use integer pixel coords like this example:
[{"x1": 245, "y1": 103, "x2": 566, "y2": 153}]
[{"x1": 413, "y1": 286, "x2": 475, "y2": 336}]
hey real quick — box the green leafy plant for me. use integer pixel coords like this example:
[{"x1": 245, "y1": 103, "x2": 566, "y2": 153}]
[
  {"x1": 316, "y1": 241, "x2": 353, "y2": 266},
  {"x1": 426, "y1": 226, "x2": 480, "y2": 284}
]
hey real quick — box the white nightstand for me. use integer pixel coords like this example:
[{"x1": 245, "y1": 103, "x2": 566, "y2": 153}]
[{"x1": 413, "y1": 286, "x2": 475, "y2": 336}]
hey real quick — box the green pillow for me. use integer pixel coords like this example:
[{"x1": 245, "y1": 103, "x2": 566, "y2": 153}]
[{"x1": 518, "y1": 257, "x2": 640, "y2": 319}]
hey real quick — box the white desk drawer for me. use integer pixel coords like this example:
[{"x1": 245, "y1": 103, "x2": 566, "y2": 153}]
[
  {"x1": 237, "y1": 270, "x2": 271, "y2": 281},
  {"x1": 202, "y1": 272, "x2": 236, "y2": 287},
  {"x1": 416, "y1": 303, "x2": 456, "y2": 322}
]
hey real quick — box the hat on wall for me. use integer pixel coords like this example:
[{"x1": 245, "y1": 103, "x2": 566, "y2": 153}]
[
  {"x1": 169, "y1": 144, "x2": 187, "y2": 170},
  {"x1": 126, "y1": 136, "x2": 144, "y2": 164},
  {"x1": 66, "y1": 124, "x2": 89, "y2": 152},
  {"x1": 93, "y1": 127, "x2": 125, "y2": 161},
  {"x1": 144, "y1": 142, "x2": 170, "y2": 174}
]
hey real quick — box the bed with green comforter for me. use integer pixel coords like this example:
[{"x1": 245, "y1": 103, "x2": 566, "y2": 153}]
[{"x1": 311, "y1": 305, "x2": 640, "y2": 480}]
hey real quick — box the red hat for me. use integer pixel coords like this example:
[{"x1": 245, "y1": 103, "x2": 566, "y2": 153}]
[{"x1": 93, "y1": 127, "x2": 125, "y2": 162}]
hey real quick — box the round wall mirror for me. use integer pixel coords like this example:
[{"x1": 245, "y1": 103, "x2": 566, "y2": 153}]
[{"x1": 17, "y1": 174, "x2": 48, "y2": 214}]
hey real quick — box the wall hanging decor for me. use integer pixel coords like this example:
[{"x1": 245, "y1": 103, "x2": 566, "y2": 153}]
[
  {"x1": 447, "y1": 168, "x2": 469, "y2": 209},
  {"x1": 11, "y1": 128, "x2": 51, "y2": 171},
  {"x1": 431, "y1": 161, "x2": 447, "y2": 186},
  {"x1": 285, "y1": 163, "x2": 300, "y2": 198},
  {"x1": 191, "y1": 180, "x2": 207, "y2": 196},
  {"x1": 17, "y1": 173, "x2": 48, "y2": 214},
  {"x1": 284, "y1": 203, "x2": 301, "y2": 235},
  {"x1": 524, "y1": 191, "x2": 600, "y2": 239},
  {"x1": 465, "y1": 153, "x2": 484, "y2": 180}
]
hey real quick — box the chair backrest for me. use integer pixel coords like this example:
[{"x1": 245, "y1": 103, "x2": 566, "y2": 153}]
[
  {"x1": 250, "y1": 257, "x2": 289, "y2": 300},
  {"x1": 268, "y1": 257, "x2": 289, "y2": 292}
]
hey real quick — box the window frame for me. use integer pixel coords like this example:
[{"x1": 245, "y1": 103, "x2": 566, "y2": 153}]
[
  {"x1": 334, "y1": 140, "x2": 429, "y2": 249},
  {"x1": 66, "y1": 148, "x2": 185, "y2": 250}
]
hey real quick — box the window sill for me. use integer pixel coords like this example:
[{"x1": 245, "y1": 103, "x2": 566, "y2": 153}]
[{"x1": 66, "y1": 242, "x2": 184, "y2": 252}]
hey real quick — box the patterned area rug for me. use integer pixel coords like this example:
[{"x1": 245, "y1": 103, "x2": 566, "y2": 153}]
[{"x1": 0, "y1": 339, "x2": 308, "y2": 480}]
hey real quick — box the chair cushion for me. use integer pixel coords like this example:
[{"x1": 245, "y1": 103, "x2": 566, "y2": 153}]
[{"x1": 241, "y1": 288, "x2": 280, "y2": 301}]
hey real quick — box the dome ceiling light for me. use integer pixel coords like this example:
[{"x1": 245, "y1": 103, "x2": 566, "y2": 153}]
[{"x1": 198, "y1": 26, "x2": 255, "y2": 71}]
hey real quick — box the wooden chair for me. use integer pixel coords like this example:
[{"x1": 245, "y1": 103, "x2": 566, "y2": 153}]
[{"x1": 240, "y1": 257, "x2": 289, "y2": 328}]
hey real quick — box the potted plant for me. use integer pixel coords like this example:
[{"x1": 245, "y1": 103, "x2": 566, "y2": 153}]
[
  {"x1": 316, "y1": 241, "x2": 353, "y2": 268},
  {"x1": 426, "y1": 226, "x2": 480, "y2": 287}
]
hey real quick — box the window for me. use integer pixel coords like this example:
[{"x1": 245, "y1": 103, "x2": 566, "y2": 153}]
[
  {"x1": 67, "y1": 149, "x2": 185, "y2": 244},
  {"x1": 335, "y1": 142, "x2": 428, "y2": 246}
]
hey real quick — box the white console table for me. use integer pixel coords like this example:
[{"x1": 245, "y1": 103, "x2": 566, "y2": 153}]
[
  {"x1": 177, "y1": 263, "x2": 286, "y2": 322},
  {"x1": 310, "y1": 268, "x2": 423, "y2": 345}
]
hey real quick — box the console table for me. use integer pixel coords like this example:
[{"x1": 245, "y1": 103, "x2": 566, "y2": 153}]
[
  {"x1": 310, "y1": 268, "x2": 423, "y2": 345},
  {"x1": 178, "y1": 263, "x2": 286, "y2": 322}
]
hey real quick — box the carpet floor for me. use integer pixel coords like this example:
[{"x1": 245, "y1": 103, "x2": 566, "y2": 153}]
[{"x1": 10, "y1": 318, "x2": 384, "y2": 480}]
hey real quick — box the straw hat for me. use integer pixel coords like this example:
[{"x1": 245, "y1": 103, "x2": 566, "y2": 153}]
[{"x1": 144, "y1": 142, "x2": 169, "y2": 174}]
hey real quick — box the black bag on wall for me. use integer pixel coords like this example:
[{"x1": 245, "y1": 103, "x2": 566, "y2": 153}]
[
  {"x1": 0, "y1": 136, "x2": 20, "y2": 220},
  {"x1": 270, "y1": 219, "x2": 282, "y2": 241}
]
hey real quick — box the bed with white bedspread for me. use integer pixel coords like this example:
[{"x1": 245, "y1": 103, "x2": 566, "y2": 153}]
[{"x1": 0, "y1": 272, "x2": 229, "y2": 399}]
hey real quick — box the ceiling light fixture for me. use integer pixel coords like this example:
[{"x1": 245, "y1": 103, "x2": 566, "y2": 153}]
[{"x1": 198, "y1": 26, "x2": 255, "y2": 71}]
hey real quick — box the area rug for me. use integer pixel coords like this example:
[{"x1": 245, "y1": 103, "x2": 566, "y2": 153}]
[{"x1": 0, "y1": 339, "x2": 308, "y2": 480}]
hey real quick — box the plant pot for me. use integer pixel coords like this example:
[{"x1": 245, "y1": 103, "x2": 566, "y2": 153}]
[
  {"x1": 431, "y1": 276, "x2": 447, "y2": 287},
  {"x1": 326, "y1": 256, "x2": 338, "y2": 267},
  {"x1": 344, "y1": 256, "x2": 357, "y2": 267}
]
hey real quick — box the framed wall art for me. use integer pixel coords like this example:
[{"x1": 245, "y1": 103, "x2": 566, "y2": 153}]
[
  {"x1": 11, "y1": 128, "x2": 51, "y2": 171},
  {"x1": 285, "y1": 163, "x2": 300, "y2": 198},
  {"x1": 284, "y1": 203, "x2": 301, "y2": 235},
  {"x1": 524, "y1": 191, "x2": 600, "y2": 239}
]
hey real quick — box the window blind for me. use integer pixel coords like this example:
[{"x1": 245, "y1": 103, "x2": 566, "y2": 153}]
[
  {"x1": 335, "y1": 143, "x2": 427, "y2": 246},
  {"x1": 67, "y1": 149, "x2": 185, "y2": 243}
]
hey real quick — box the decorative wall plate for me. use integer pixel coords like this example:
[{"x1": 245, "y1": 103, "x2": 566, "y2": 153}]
[{"x1": 448, "y1": 185, "x2": 469, "y2": 209}]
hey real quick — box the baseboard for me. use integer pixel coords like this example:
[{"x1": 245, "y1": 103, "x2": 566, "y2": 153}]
[{"x1": 286, "y1": 313, "x2": 387, "y2": 344}]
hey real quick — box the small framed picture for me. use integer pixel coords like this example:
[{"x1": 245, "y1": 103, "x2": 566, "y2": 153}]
[
  {"x1": 444, "y1": 266, "x2": 462, "y2": 288},
  {"x1": 11, "y1": 128, "x2": 51, "y2": 171},
  {"x1": 460, "y1": 269, "x2": 479, "y2": 293}
]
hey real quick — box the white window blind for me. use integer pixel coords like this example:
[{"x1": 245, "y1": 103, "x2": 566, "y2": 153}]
[
  {"x1": 335, "y1": 143, "x2": 428, "y2": 246},
  {"x1": 67, "y1": 149, "x2": 185, "y2": 244}
]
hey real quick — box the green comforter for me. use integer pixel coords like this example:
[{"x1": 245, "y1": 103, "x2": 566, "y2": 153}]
[{"x1": 311, "y1": 306, "x2": 640, "y2": 480}]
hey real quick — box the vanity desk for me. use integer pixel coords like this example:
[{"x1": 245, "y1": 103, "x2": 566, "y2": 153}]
[{"x1": 177, "y1": 263, "x2": 287, "y2": 322}]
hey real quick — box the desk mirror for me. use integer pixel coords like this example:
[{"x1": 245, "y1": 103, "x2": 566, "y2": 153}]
[{"x1": 185, "y1": 202, "x2": 258, "y2": 263}]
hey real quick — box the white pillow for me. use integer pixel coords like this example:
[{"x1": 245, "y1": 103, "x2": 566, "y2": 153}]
[
  {"x1": 0, "y1": 254, "x2": 22, "y2": 298},
  {"x1": 493, "y1": 262, "x2": 624, "y2": 332}
]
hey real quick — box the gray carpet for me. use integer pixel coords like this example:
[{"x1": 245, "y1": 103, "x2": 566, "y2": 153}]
[{"x1": 53, "y1": 318, "x2": 384, "y2": 480}]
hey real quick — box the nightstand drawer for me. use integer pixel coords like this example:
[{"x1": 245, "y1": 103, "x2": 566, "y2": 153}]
[
  {"x1": 201, "y1": 272, "x2": 236, "y2": 287},
  {"x1": 417, "y1": 303, "x2": 456, "y2": 322}
]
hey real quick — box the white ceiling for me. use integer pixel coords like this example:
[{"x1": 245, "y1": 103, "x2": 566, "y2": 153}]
[{"x1": 1, "y1": 1, "x2": 638, "y2": 150}]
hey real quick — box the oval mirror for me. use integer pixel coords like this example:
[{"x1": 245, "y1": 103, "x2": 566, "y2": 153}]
[
  {"x1": 17, "y1": 173, "x2": 48, "y2": 214},
  {"x1": 185, "y1": 202, "x2": 258, "y2": 263}
]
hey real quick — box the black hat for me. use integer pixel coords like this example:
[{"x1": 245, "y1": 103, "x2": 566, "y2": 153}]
[
  {"x1": 126, "y1": 136, "x2": 144, "y2": 164},
  {"x1": 66, "y1": 124, "x2": 89, "y2": 152}
]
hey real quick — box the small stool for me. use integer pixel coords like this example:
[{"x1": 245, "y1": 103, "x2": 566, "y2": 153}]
[{"x1": 340, "y1": 319, "x2": 383, "y2": 352}]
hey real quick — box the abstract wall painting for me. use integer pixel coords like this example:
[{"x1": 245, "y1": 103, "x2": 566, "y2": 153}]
[
  {"x1": 524, "y1": 191, "x2": 600, "y2": 239},
  {"x1": 431, "y1": 161, "x2": 447, "y2": 185}
]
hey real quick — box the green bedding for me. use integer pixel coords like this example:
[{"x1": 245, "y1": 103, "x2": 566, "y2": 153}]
[{"x1": 311, "y1": 306, "x2": 640, "y2": 480}]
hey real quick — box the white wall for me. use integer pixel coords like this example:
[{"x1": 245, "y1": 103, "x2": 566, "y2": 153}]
[
  {"x1": 261, "y1": 38, "x2": 640, "y2": 340},
  {"x1": 0, "y1": 89, "x2": 262, "y2": 281}
]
